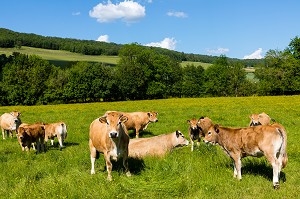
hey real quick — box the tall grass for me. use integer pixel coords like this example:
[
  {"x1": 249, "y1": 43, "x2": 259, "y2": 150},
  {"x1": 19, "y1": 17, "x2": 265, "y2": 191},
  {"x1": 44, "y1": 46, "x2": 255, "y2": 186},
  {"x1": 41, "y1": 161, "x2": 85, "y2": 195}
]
[{"x1": 1, "y1": 96, "x2": 300, "y2": 198}]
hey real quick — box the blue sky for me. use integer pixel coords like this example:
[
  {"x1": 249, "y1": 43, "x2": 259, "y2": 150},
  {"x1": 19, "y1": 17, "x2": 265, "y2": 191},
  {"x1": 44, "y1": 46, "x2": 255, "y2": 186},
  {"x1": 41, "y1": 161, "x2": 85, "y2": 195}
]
[{"x1": 1, "y1": 0, "x2": 299, "y2": 59}]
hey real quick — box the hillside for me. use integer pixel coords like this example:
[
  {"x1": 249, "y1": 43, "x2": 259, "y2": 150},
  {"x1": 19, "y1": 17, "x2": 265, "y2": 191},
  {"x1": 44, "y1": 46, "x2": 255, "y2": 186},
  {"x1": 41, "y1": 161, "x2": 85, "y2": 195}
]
[{"x1": 0, "y1": 28, "x2": 264, "y2": 67}]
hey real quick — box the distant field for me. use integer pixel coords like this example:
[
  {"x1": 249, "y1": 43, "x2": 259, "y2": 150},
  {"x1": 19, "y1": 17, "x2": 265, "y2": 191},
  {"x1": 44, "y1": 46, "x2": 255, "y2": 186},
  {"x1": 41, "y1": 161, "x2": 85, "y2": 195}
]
[
  {"x1": 1, "y1": 96, "x2": 299, "y2": 198},
  {"x1": 0, "y1": 46, "x2": 119, "y2": 66},
  {"x1": 180, "y1": 61, "x2": 212, "y2": 69}
]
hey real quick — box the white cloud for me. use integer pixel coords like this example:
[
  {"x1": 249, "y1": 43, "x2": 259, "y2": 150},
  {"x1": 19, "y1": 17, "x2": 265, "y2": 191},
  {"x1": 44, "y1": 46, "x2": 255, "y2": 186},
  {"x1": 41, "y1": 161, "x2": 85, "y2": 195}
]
[
  {"x1": 144, "y1": 38, "x2": 177, "y2": 50},
  {"x1": 243, "y1": 48, "x2": 263, "y2": 59},
  {"x1": 167, "y1": 11, "x2": 187, "y2": 18},
  {"x1": 207, "y1": 47, "x2": 229, "y2": 55},
  {"x1": 89, "y1": 0, "x2": 145, "y2": 23},
  {"x1": 96, "y1": 35, "x2": 110, "y2": 42}
]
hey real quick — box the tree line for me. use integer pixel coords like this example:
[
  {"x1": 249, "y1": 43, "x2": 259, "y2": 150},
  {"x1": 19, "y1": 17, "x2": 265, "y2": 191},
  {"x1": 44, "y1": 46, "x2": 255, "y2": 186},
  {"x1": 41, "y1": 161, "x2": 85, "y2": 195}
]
[
  {"x1": 0, "y1": 28, "x2": 263, "y2": 66},
  {"x1": 1, "y1": 37, "x2": 299, "y2": 106}
]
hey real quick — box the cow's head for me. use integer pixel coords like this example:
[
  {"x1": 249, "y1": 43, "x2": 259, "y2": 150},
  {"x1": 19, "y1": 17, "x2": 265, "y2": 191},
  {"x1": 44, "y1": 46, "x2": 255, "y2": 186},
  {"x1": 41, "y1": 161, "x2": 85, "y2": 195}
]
[
  {"x1": 99, "y1": 112, "x2": 128, "y2": 138},
  {"x1": 197, "y1": 116, "x2": 213, "y2": 137},
  {"x1": 147, "y1": 112, "x2": 158, "y2": 123},
  {"x1": 187, "y1": 118, "x2": 198, "y2": 130},
  {"x1": 17, "y1": 127, "x2": 29, "y2": 145},
  {"x1": 249, "y1": 114, "x2": 261, "y2": 126},
  {"x1": 203, "y1": 124, "x2": 219, "y2": 145},
  {"x1": 175, "y1": 130, "x2": 189, "y2": 146}
]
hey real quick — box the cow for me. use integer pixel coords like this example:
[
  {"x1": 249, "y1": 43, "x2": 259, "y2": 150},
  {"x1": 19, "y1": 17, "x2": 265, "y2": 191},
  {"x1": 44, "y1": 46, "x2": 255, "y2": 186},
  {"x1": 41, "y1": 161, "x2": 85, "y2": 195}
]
[
  {"x1": 44, "y1": 122, "x2": 67, "y2": 151},
  {"x1": 187, "y1": 116, "x2": 213, "y2": 151},
  {"x1": 249, "y1": 112, "x2": 272, "y2": 126},
  {"x1": 203, "y1": 123, "x2": 288, "y2": 189},
  {"x1": 17, "y1": 123, "x2": 46, "y2": 153},
  {"x1": 105, "y1": 111, "x2": 158, "y2": 138},
  {"x1": 0, "y1": 111, "x2": 22, "y2": 139},
  {"x1": 89, "y1": 111, "x2": 131, "y2": 181},
  {"x1": 128, "y1": 130, "x2": 189, "y2": 158}
]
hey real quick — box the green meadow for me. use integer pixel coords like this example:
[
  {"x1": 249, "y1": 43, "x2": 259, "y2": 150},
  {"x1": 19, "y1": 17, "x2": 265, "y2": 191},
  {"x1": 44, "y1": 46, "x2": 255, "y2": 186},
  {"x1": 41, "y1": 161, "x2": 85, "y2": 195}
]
[{"x1": 1, "y1": 96, "x2": 300, "y2": 198}]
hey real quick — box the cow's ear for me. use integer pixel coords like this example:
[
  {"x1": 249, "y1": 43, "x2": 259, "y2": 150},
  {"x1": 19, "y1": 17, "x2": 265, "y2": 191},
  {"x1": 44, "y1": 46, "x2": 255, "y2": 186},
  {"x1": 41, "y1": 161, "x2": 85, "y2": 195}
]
[
  {"x1": 120, "y1": 115, "x2": 128, "y2": 123},
  {"x1": 147, "y1": 112, "x2": 151, "y2": 117},
  {"x1": 99, "y1": 116, "x2": 107, "y2": 124},
  {"x1": 199, "y1": 116, "x2": 204, "y2": 120},
  {"x1": 176, "y1": 130, "x2": 180, "y2": 138},
  {"x1": 214, "y1": 124, "x2": 220, "y2": 133},
  {"x1": 187, "y1": 120, "x2": 190, "y2": 124}
]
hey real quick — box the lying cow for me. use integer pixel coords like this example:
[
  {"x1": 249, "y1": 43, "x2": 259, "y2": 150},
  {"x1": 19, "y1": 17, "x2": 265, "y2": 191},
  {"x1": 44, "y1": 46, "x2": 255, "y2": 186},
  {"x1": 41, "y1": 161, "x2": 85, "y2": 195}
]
[
  {"x1": 203, "y1": 123, "x2": 288, "y2": 189},
  {"x1": 89, "y1": 112, "x2": 131, "y2": 181},
  {"x1": 105, "y1": 111, "x2": 158, "y2": 138},
  {"x1": 0, "y1": 111, "x2": 22, "y2": 139},
  {"x1": 249, "y1": 112, "x2": 272, "y2": 126},
  {"x1": 44, "y1": 122, "x2": 67, "y2": 150},
  {"x1": 17, "y1": 123, "x2": 46, "y2": 153},
  {"x1": 128, "y1": 130, "x2": 189, "y2": 158},
  {"x1": 187, "y1": 116, "x2": 213, "y2": 151}
]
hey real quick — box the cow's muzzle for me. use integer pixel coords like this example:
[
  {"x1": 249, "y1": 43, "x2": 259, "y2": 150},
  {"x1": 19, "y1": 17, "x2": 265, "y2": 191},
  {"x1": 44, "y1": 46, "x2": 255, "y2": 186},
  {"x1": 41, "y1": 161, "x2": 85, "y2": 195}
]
[{"x1": 109, "y1": 132, "x2": 119, "y2": 138}]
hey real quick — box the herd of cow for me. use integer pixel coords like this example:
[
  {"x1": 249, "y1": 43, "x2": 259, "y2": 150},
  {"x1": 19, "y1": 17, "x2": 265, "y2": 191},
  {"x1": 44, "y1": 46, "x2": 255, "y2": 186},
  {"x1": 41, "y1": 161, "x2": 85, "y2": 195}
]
[{"x1": 1, "y1": 110, "x2": 287, "y2": 189}]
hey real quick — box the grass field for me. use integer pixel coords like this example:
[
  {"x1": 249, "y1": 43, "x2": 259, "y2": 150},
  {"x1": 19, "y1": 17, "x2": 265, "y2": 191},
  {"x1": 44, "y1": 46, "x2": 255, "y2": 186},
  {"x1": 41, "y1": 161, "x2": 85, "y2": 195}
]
[{"x1": 1, "y1": 96, "x2": 299, "y2": 198}]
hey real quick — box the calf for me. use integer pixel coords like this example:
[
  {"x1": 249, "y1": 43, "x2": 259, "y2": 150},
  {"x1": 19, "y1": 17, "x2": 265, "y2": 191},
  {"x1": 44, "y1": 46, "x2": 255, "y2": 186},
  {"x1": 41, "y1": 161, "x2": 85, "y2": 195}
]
[
  {"x1": 249, "y1": 112, "x2": 272, "y2": 126},
  {"x1": 106, "y1": 111, "x2": 158, "y2": 138},
  {"x1": 0, "y1": 111, "x2": 22, "y2": 139},
  {"x1": 128, "y1": 130, "x2": 189, "y2": 158},
  {"x1": 44, "y1": 122, "x2": 67, "y2": 150},
  {"x1": 17, "y1": 123, "x2": 46, "y2": 153},
  {"x1": 188, "y1": 116, "x2": 213, "y2": 151},
  {"x1": 89, "y1": 112, "x2": 131, "y2": 181},
  {"x1": 203, "y1": 123, "x2": 288, "y2": 189}
]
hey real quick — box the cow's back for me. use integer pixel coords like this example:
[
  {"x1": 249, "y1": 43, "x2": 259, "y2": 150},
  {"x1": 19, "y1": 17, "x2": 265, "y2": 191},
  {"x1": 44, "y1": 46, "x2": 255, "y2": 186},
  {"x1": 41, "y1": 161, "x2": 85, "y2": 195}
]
[{"x1": 0, "y1": 113, "x2": 14, "y2": 129}]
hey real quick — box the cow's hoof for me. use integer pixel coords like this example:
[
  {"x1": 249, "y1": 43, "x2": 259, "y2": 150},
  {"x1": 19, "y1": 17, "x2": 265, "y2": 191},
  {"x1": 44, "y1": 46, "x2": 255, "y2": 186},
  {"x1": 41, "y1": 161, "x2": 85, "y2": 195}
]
[
  {"x1": 273, "y1": 183, "x2": 280, "y2": 190},
  {"x1": 107, "y1": 176, "x2": 112, "y2": 181},
  {"x1": 126, "y1": 171, "x2": 132, "y2": 177}
]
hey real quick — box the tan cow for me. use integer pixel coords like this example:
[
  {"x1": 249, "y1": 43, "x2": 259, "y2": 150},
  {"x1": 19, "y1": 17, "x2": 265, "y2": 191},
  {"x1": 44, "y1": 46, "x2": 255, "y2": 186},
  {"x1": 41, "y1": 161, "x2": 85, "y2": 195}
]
[
  {"x1": 187, "y1": 116, "x2": 213, "y2": 151},
  {"x1": 203, "y1": 123, "x2": 288, "y2": 189},
  {"x1": 89, "y1": 112, "x2": 131, "y2": 181},
  {"x1": 17, "y1": 123, "x2": 46, "y2": 153},
  {"x1": 187, "y1": 118, "x2": 202, "y2": 151},
  {"x1": 249, "y1": 112, "x2": 272, "y2": 126},
  {"x1": 0, "y1": 111, "x2": 22, "y2": 139},
  {"x1": 105, "y1": 111, "x2": 158, "y2": 138},
  {"x1": 44, "y1": 122, "x2": 67, "y2": 150},
  {"x1": 128, "y1": 130, "x2": 189, "y2": 158}
]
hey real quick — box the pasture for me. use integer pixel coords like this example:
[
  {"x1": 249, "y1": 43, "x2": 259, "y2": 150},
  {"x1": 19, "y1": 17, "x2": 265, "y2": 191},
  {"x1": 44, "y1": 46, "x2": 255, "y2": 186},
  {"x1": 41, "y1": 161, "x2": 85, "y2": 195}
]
[{"x1": 1, "y1": 96, "x2": 300, "y2": 198}]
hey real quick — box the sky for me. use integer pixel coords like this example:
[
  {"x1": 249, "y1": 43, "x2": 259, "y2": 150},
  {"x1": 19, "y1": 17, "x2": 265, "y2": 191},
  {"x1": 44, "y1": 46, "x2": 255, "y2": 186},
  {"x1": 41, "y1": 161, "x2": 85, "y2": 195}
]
[{"x1": 1, "y1": 0, "x2": 300, "y2": 59}]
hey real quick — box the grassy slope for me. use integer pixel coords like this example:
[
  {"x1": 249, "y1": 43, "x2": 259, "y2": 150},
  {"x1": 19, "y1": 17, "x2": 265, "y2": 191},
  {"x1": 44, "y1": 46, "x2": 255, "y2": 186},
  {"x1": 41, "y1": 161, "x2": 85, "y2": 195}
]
[{"x1": 1, "y1": 96, "x2": 299, "y2": 198}]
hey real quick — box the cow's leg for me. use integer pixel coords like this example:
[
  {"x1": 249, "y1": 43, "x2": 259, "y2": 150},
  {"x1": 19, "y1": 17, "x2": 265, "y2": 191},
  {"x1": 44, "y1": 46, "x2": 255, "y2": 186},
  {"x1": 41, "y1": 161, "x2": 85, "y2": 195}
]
[
  {"x1": 135, "y1": 126, "x2": 141, "y2": 138},
  {"x1": 58, "y1": 135, "x2": 63, "y2": 151},
  {"x1": 196, "y1": 137, "x2": 201, "y2": 147},
  {"x1": 123, "y1": 154, "x2": 131, "y2": 177},
  {"x1": 190, "y1": 138, "x2": 194, "y2": 152},
  {"x1": 265, "y1": 153, "x2": 280, "y2": 189},
  {"x1": 2, "y1": 128, "x2": 6, "y2": 139},
  {"x1": 89, "y1": 140, "x2": 96, "y2": 175},
  {"x1": 232, "y1": 155, "x2": 242, "y2": 180},
  {"x1": 104, "y1": 152, "x2": 113, "y2": 181}
]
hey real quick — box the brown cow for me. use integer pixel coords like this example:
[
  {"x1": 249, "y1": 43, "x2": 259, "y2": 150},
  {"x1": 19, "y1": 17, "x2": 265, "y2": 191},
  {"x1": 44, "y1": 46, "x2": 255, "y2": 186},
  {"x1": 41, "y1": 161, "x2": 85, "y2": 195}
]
[
  {"x1": 128, "y1": 130, "x2": 189, "y2": 158},
  {"x1": 188, "y1": 116, "x2": 213, "y2": 151},
  {"x1": 105, "y1": 111, "x2": 158, "y2": 138},
  {"x1": 17, "y1": 123, "x2": 46, "y2": 153},
  {"x1": 44, "y1": 122, "x2": 67, "y2": 150},
  {"x1": 89, "y1": 112, "x2": 131, "y2": 181},
  {"x1": 249, "y1": 112, "x2": 272, "y2": 126},
  {"x1": 203, "y1": 123, "x2": 288, "y2": 189},
  {"x1": 0, "y1": 111, "x2": 22, "y2": 139}
]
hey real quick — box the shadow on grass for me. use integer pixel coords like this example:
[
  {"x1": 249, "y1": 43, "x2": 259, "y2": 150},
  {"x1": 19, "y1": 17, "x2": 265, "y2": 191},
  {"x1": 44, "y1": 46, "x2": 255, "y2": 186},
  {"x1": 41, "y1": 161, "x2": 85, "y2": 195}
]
[
  {"x1": 107, "y1": 157, "x2": 145, "y2": 175},
  {"x1": 238, "y1": 158, "x2": 286, "y2": 183},
  {"x1": 128, "y1": 130, "x2": 155, "y2": 138},
  {"x1": 45, "y1": 142, "x2": 79, "y2": 151}
]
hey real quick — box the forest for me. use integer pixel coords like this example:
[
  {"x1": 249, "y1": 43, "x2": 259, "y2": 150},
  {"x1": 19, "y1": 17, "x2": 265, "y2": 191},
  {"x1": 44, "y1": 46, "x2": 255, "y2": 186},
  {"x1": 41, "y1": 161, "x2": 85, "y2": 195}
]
[{"x1": 0, "y1": 28, "x2": 299, "y2": 105}]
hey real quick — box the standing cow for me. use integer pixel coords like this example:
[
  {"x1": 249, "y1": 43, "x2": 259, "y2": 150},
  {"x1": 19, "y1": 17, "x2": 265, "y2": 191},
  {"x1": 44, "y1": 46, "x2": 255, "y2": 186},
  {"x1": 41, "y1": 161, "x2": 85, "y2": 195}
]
[
  {"x1": 203, "y1": 123, "x2": 288, "y2": 189},
  {"x1": 17, "y1": 123, "x2": 46, "y2": 153},
  {"x1": 249, "y1": 112, "x2": 272, "y2": 126},
  {"x1": 0, "y1": 111, "x2": 22, "y2": 139},
  {"x1": 106, "y1": 111, "x2": 158, "y2": 138},
  {"x1": 187, "y1": 116, "x2": 213, "y2": 151},
  {"x1": 44, "y1": 122, "x2": 67, "y2": 151},
  {"x1": 129, "y1": 130, "x2": 189, "y2": 158},
  {"x1": 89, "y1": 112, "x2": 131, "y2": 181}
]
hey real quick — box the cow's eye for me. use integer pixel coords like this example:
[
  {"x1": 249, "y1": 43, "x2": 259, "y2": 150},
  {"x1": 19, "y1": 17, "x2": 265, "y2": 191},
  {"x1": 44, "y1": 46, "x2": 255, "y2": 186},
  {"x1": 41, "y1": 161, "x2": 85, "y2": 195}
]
[
  {"x1": 106, "y1": 121, "x2": 110, "y2": 125},
  {"x1": 208, "y1": 132, "x2": 211, "y2": 135}
]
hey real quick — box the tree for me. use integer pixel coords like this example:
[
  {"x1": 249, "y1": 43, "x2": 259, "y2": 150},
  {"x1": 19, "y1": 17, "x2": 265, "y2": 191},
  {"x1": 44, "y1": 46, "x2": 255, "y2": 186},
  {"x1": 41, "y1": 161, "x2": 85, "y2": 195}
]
[{"x1": 181, "y1": 64, "x2": 205, "y2": 97}]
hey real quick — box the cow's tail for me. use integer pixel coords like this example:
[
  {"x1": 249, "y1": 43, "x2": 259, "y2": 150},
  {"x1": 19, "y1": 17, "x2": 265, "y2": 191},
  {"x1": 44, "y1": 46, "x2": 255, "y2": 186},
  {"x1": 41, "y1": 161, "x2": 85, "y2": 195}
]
[
  {"x1": 61, "y1": 123, "x2": 67, "y2": 139},
  {"x1": 277, "y1": 126, "x2": 288, "y2": 169}
]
